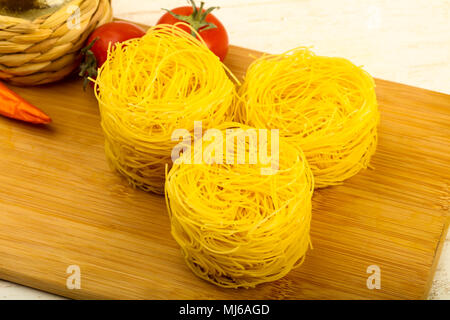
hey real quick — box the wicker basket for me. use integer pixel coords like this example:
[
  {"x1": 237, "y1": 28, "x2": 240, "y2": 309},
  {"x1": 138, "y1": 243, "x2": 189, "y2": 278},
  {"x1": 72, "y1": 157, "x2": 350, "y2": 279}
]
[{"x1": 0, "y1": 0, "x2": 112, "y2": 86}]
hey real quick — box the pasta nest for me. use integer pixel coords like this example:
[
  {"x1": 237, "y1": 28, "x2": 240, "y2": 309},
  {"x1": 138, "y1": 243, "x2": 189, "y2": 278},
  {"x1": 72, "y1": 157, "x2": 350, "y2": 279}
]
[
  {"x1": 237, "y1": 47, "x2": 379, "y2": 188},
  {"x1": 165, "y1": 123, "x2": 314, "y2": 288}
]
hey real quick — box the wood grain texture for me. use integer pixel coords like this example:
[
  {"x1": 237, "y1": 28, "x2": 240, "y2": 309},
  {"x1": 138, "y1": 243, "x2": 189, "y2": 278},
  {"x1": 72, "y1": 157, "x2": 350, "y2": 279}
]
[{"x1": 0, "y1": 44, "x2": 449, "y2": 300}]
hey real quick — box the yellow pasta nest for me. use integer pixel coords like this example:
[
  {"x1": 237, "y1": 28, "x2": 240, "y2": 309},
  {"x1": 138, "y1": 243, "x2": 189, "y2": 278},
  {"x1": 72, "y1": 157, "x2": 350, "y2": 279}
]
[
  {"x1": 95, "y1": 24, "x2": 237, "y2": 194},
  {"x1": 237, "y1": 47, "x2": 380, "y2": 188},
  {"x1": 165, "y1": 123, "x2": 314, "y2": 288}
]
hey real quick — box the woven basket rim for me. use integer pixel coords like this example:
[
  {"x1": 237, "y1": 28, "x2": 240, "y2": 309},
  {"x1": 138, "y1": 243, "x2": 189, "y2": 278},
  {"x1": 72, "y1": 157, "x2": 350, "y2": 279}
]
[
  {"x1": 0, "y1": 0, "x2": 112, "y2": 86},
  {"x1": 0, "y1": 0, "x2": 90, "y2": 23}
]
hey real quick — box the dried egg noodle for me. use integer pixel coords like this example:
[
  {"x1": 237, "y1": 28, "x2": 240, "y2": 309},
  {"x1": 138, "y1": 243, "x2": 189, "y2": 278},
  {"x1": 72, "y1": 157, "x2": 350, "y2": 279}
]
[
  {"x1": 165, "y1": 123, "x2": 314, "y2": 288},
  {"x1": 95, "y1": 24, "x2": 237, "y2": 194},
  {"x1": 237, "y1": 48, "x2": 379, "y2": 188}
]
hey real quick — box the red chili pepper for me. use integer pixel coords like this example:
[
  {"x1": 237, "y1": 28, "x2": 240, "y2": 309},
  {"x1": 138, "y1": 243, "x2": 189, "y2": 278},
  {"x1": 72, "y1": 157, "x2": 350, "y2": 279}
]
[{"x1": 0, "y1": 81, "x2": 51, "y2": 124}]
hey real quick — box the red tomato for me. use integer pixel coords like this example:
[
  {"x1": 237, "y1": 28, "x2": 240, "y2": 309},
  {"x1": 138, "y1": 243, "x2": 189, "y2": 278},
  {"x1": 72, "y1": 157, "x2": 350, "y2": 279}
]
[
  {"x1": 156, "y1": 1, "x2": 229, "y2": 61},
  {"x1": 80, "y1": 21, "x2": 146, "y2": 87},
  {"x1": 86, "y1": 21, "x2": 146, "y2": 67}
]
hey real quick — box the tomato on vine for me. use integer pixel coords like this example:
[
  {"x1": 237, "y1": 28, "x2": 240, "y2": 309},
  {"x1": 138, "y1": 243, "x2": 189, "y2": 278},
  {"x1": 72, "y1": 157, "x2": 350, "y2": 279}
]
[
  {"x1": 157, "y1": 0, "x2": 229, "y2": 61},
  {"x1": 80, "y1": 21, "x2": 146, "y2": 88}
]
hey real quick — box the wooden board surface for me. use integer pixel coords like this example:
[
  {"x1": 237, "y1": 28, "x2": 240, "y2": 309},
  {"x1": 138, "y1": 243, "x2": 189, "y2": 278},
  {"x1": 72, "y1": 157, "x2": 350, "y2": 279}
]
[{"x1": 0, "y1": 44, "x2": 449, "y2": 300}]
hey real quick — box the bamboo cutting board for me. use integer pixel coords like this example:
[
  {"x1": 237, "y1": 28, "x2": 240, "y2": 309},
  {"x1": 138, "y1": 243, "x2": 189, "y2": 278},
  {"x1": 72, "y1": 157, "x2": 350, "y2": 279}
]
[{"x1": 0, "y1": 44, "x2": 449, "y2": 300}]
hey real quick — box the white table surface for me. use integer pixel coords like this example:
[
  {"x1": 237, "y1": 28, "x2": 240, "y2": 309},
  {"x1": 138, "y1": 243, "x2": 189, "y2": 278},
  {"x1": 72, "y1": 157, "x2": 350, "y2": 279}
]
[{"x1": 0, "y1": 0, "x2": 449, "y2": 300}]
